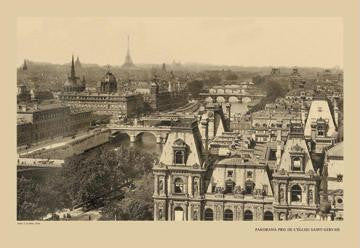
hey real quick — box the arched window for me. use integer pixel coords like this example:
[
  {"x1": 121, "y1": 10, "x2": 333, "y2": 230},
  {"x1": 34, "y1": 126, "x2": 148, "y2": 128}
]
[
  {"x1": 174, "y1": 150, "x2": 185, "y2": 164},
  {"x1": 245, "y1": 180, "x2": 255, "y2": 195},
  {"x1": 204, "y1": 208, "x2": 213, "y2": 221},
  {"x1": 174, "y1": 178, "x2": 184, "y2": 193},
  {"x1": 244, "y1": 210, "x2": 253, "y2": 221},
  {"x1": 263, "y1": 123, "x2": 267, "y2": 128},
  {"x1": 293, "y1": 157, "x2": 302, "y2": 171},
  {"x1": 264, "y1": 211, "x2": 274, "y2": 221},
  {"x1": 174, "y1": 206, "x2": 184, "y2": 221},
  {"x1": 223, "y1": 209, "x2": 233, "y2": 221},
  {"x1": 291, "y1": 185, "x2": 302, "y2": 202}
]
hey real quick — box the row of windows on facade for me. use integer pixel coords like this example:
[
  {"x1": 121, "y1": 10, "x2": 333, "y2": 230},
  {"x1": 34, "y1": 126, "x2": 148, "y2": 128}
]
[
  {"x1": 199, "y1": 208, "x2": 274, "y2": 221},
  {"x1": 170, "y1": 177, "x2": 269, "y2": 196},
  {"x1": 253, "y1": 123, "x2": 289, "y2": 128},
  {"x1": 35, "y1": 112, "x2": 66, "y2": 121}
]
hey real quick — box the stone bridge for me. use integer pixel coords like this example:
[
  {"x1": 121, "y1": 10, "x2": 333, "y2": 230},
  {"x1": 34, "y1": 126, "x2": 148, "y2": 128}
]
[
  {"x1": 17, "y1": 158, "x2": 64, "y2": 172},
  {"x1": 107, "y1": 124, "x2": 172, "y2": 144},
  {"x1": 199, "y1": 92, "x2": 265, "y2": 103}
]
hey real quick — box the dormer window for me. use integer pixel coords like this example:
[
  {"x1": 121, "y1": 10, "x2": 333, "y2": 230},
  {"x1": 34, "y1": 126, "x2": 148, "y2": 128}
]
[
  {"x1": 289, "y1": 144, "x2": 305, "y2": 172},
  {"x1": 292, "y1": 157, "x2": 302, "y2": 171},
  {"x1": 174, "y1": 151, "x2": 185, "y2": 164},
  {"x1": 172, "y1": 139, "x2": 187, "y2": 165}
]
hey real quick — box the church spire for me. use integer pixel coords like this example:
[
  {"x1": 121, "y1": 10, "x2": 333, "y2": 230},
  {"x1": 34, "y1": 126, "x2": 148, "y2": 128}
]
[
  {"x1": 71, "y1": 54, "x2": 76, "y2": 78},
  {"x1": 22, "y1": 59, "x2": 28, "y2": 70}
]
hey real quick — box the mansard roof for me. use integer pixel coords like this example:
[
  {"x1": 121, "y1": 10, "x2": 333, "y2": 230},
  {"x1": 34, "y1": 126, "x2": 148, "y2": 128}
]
[
  {"x1": 216, "y1": 156, "x2": 262, "y2": 167},
  {"x1": 304, "y1": 99, "x2": 336, "y2": 137},
  {"x1": 278, "y1": 136, "x2": 314, "y2": 173}
]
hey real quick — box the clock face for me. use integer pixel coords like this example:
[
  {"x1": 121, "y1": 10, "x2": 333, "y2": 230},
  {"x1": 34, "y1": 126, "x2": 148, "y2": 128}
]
[{"x1": 207, "y1": 112, "x2": 214, "y2": 118}]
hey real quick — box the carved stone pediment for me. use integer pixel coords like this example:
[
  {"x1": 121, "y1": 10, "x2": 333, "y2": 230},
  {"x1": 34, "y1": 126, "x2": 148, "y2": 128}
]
[
  {"x1": 291, "y1": 144, "x2": 304, "y2": 153},
  {"x1": 173, "y1": 139, "x2": 187, "y2": 148}
]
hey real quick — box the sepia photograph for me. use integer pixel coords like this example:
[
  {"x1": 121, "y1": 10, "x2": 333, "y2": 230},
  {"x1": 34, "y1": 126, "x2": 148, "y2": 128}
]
[{"x1": 16, "y1": 17, "x2": 344, "y2": 222}]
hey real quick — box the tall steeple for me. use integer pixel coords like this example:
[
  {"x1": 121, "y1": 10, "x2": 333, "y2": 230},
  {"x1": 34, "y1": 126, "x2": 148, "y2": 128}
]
[
  {"x1": 22, "y1": 59, "x2": 28, "y2": 71},
  {"x1": 122, "y1": 35, "x2": 136, "y2": 69},
  {"x1": 75, "y1": 56, "x2": 81, "y2": 68},
  {"x1": 71, "y1": 54, "x2": 76, "y2": 78}
]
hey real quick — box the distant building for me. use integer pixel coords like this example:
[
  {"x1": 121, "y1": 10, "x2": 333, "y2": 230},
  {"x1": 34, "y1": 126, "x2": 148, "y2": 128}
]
[
  {"x1": 63, "y1": 55, "x2": 86, "y2": 93},
  {"x1": 270, "y1": 68, "x2": 281, "y2": 76},
  {"x1": 17, "y1": 84, "x2": 31, "y2": 103},
  {"x1": 17, "y1": 103, "x2": 92, "y2": 146},
  {"x1": 60, "y1": 65, "x2": 144, "y2": 120},
  {"x1": 99, "y1": 71, "x2": 118, "y2": 94}
]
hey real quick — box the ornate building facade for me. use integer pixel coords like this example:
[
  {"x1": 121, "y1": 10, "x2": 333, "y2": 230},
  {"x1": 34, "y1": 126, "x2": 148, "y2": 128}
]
[{"x1": 153, "y1": 108, "x2": 337, "y2": 221}]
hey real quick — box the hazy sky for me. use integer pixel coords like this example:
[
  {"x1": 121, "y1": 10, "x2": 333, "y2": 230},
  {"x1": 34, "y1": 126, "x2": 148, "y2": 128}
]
[{"x1": 17, "y1": 17, "x2": 343, "y2": 68}]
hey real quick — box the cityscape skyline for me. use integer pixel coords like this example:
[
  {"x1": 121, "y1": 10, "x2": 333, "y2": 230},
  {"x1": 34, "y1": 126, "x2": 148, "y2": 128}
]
[{"x1": 17, "y1": 17, "x2": 343, "y2": 68}]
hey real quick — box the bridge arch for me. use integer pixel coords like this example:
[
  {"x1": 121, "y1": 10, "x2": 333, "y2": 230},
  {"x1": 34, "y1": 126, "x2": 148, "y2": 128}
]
[
  {"x1": 205, "y1": 96, "x2": 214, "y2": 102},
  {"x1": 242, "y1": 96, "x2": 252, "y2": 103},
  {"x1": 224, "y1": 89, "x2": 233, "y2": 94},
  {"x1": 216, "y1": 96, "x2": 226, "y2": 103},
  {"x1": 228, "y1": 96, "x2": 240, "y2": 103},
  {"x1": 217, "y1": 89, "x2": 224, "y2": 94},
  {"x1": 134, "y1": 131, "x2": 158, "y2": 143},
  {"x1": 209, "y1": 88, "x2": 216, "y2": 94}
]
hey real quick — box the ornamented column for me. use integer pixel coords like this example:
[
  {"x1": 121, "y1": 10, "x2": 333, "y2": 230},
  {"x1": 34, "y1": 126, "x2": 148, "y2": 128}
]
[
  {"x1": 236, "y1": 204, "x2": 244, "y2": 221},
  {"x1": 168, "y1": 201, "x2": 173, "y2": 221},
  {"x1": 274, "y1": 211, "x2": 279, "y2": 221},
  {"x1": 185, "y1": 202, "x2": 189, "y2": 221},
  {"x1": 302, "y1": 184, "x2": 308, "y2": 206},
  {"x1": 184, "y1": 176, "x2": 188, "y2": 196},
  {"x1": 167, "y1": 175, "x2": 172, "y2": 196},
  {"x1": 188, "y1": 175, "x2": 193, "y2": 197},
  {"x1": 187, "y1": 204, "x2": 192, "y2": 221},
  {"x1": 154, "y1": 174, "x2": 158, "y2": 196}
]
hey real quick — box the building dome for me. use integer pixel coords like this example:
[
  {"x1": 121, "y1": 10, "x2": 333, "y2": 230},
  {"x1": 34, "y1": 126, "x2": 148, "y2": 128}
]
[
  {"x1": 103, "y1": 71, "x2": 117, "y2": 83},
  {"x1": 100, "y1": 71, "x2": 117, "y2": 93}
]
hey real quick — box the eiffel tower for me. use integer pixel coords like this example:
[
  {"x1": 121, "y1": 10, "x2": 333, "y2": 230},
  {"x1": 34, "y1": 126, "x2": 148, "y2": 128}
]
[{"x1": 121, "y1": 35, "x2": 136, "y2": 69}]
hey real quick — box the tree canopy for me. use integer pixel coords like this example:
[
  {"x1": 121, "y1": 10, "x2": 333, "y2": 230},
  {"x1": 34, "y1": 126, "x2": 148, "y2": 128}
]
[{"x1": 17, "y1": 145, "x2": 157, "y2": 220}]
